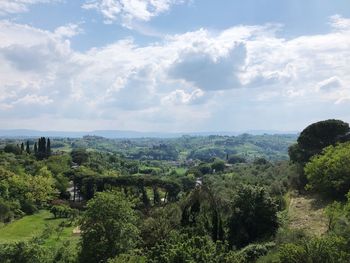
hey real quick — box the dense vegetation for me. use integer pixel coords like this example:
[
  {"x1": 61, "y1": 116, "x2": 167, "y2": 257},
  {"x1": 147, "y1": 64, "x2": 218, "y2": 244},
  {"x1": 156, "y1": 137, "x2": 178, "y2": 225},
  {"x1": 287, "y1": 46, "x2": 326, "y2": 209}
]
[{"x1": 1, "y1": 120, "x2": 350, "y2": 262}]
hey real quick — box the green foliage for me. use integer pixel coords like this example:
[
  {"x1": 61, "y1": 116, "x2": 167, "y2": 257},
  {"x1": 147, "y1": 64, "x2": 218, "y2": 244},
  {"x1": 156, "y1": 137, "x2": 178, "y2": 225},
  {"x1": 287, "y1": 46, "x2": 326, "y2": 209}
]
[
  {"x1": 211, "y1": 159, "x2": 225, "y2": 172},
  {"x1": 290, "y1": 119, "x2": 349, "y2": 164},
  {"x1": 147, "y1": 231, "x2": 224, "y2": 263},
  {"x1": 235, "y1": 242, "x2": 275, "y2": 263},
  {"x1": 0, "y1": 237, "x2": 78, "y2": 263},
  {"x1": 141, "y1": 204, "x2": 182, "y2": 247},
  {"x1": 0, "y1": 239, "x2": 53, "y2": 263},
  {"x1": 50, "y1": 205, "x2": 77, "y2": 219},
  {"x1": 36, "y1": 137, "x2": 52, "y2": 160},
  {"x1": 228, "y1": 185, "x2": 279, "y2": 248},
  {"x1": 323, "y1": 191, "x2": 350, "y2": 238},
  {"x1": 0, "y1": 164, "x2": 56, "y2": 221},
  {"x1": 79, "y1": 191, "x2": 140, "y2": 263},
  {"x1": 4, "y1": 144, "x2": 22, "y2": 155},
  {"x1": 107, "y1": 251, "x2": 146, "y2": 263},
  {"x1": 228, "y1": 155, "x2": 246, "y2": 164},
  {"x1": 71, "y1": 148, "x2": 89, "y2": 165},
  {"x1": 278, "y1": 236, "x2": 350, "y2": 263},
  {"x1": 305, "y1": 142, "x2": 350, "y2": 198}
]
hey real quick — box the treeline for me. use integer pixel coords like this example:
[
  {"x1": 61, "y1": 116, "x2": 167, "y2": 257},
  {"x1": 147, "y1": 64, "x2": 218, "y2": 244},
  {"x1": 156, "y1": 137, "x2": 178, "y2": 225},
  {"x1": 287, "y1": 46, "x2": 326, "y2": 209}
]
[{"x1": 3, "y1": 137, "x2": 52, "y2": 160}]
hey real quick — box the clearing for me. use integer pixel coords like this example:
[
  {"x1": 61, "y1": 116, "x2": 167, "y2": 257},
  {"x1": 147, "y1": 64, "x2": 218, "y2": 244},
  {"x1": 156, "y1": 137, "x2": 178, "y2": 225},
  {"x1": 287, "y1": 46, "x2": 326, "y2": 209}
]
[
  {"x1": 288, "y1": 193, "x2": 329, "y2": 236},
  {"x1": 0, "y1": 210, "x2": 78, "y2": 245}
]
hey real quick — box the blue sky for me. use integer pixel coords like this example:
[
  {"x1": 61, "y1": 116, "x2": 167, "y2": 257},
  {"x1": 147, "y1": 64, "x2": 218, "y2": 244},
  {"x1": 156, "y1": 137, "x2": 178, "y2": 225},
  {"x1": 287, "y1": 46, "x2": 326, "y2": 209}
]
[{"x1": 1, "y1": 0, "x2": 350, "y2": 132}]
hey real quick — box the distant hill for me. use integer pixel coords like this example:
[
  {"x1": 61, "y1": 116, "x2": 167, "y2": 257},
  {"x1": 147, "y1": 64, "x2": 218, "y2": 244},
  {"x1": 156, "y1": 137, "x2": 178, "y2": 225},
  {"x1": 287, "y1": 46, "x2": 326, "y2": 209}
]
[{"x1": 0, "y1": 129, "x2": 298, "y2": 139}]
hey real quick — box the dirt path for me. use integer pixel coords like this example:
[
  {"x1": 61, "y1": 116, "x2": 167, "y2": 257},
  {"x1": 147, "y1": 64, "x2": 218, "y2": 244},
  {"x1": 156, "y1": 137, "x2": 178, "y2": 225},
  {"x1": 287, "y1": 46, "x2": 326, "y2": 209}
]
[{"x1": 288, "y1": 193, "x2": 328, "y2": 236}]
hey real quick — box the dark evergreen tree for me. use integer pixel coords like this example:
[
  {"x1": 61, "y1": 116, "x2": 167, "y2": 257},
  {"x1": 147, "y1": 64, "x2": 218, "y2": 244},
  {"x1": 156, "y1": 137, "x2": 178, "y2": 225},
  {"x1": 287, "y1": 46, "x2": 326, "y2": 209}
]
[
  {"x1": 47, "y1": 138, "x2": 51, "y2": 157},
  {"x1": 26, "y1": 141, "x2": 30, "y2": 154},
  {"x1": 34, "y1": 142, "x2": 38, "y2": 155},
  {"x1": 36, "y1": 137, "x2": 47, "y2": 159},
  {"x1": 20, "y1": 143, "x2": 24, "y2": 153}
]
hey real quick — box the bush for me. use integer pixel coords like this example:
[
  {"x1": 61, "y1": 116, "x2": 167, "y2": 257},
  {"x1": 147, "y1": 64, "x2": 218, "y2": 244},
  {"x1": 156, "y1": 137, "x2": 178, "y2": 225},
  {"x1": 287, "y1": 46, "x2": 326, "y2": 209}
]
[
  {"x1": 305, "y1": 142, "x2": 350, "y2": 198},
  {"x1": 50, "y1": 205, "x2": 76, "y2": 218},
  {"x1": 237, "y1": 242, "x2": 275, "y2": 262},
  {"x1": 278, "y1": 236, "x2": 350, "y2": 263},
  {"x1": 228, "y1": 185, "x2": 279, "y2": 248}
]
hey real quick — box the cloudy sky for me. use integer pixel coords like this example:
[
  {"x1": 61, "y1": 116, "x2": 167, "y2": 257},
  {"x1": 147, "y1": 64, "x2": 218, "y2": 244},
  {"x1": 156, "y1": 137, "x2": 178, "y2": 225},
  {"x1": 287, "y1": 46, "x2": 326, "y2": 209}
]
[{"x1": 1, "y1": 0, "x2": 350, "y2": 132}]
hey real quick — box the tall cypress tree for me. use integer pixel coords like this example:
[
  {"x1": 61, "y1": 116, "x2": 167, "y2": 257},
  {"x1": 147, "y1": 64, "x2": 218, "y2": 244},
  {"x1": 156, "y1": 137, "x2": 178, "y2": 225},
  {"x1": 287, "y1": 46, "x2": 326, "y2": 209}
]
[
  {"x1": 20, "y1": 142, "x2": 24, "y2": 153},
  {"x1": 26, "y1": 141, "x2": 30, "y2": 154},
  {"x1": 34, "y1": 142, "x2": 38, "y2": 155},
  {"x1": 47, "y1": 138, "x2": 51, "y2": 157}
]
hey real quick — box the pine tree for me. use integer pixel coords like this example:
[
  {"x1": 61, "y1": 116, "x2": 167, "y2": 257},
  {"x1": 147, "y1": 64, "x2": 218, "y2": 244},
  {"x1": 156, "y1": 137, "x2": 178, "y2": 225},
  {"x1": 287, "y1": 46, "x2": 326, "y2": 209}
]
[
  {"x1": 26, "y1": 141, "x2": 30, "y2": 154},
  {"x1": 20, "y1": 142, "x2": 24, "y2": 153}
]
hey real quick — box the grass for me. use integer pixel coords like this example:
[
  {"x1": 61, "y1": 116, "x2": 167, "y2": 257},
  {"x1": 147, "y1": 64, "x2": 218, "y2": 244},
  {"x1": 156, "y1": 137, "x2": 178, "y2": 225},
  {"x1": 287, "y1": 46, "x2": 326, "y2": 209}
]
[
  {"x1": 287, "y1": 192, "x2": 329, "y2": 236},
  {"x1": 175, "y1": 167, "x2": 187, "y2": 175},
  {"x1": 0, "y1": 210, "x2": 79, "y2": 246}
]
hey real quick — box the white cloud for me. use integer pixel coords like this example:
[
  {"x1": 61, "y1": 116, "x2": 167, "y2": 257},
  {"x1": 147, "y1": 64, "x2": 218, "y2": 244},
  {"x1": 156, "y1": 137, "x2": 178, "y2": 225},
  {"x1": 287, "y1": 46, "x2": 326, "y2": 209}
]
[
  {"x1": 317, "y1": 76, "x2": 342, "y2": 92},
  {"x1": 54, "y1": 24, "x2": 83, "y2": 39},
  {"x1": 82, "y1": 0, "x2": 188, "y2": 28},
  {"x1": 1, "y1": 15, "x2": 350, "y2": 131},
  {"x1": 161, "y1": 89, "x2": 204, "y2": 105},
  {"x1": 14, "y1": 94, "x2": 53, "y2": 105},
  {"x1": 0, "y1": 0, "x2": 57, "y2": 15},
  {"x1": 329, "y1": 14, "x2": 350, "y2": 31}
]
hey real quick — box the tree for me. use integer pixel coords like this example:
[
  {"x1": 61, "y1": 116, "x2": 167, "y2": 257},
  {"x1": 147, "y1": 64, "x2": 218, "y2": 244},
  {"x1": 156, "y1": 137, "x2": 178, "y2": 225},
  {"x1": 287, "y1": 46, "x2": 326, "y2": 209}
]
[
  {"x1": 141, "y1": 204, "x2": 181, "y2": 248},
  {"x1": 26, "y1": 141, "x2": 30, "y2": 154},
  {"x1": 20, "y1": 143, "x2": 24, "y2": 153},
  {"x1": 26, "y1": 167, "x2": 56, "y2": 205},
  {"x1": 211, "y1": 159, "x2": 225, "y2": 172},
  {"x1": 305, "y1": 142, "x2": 350, "y2": 198},
  {"x1": 79, "y1": 191, "x2": 140, "y2": 263},
  {"x1": 47, "y1": 138, "x2": 51, "y2": 157},
  {"x1": 228, "y1": 185, "x2": 278, "y2": 248},
  {"x1": 34, "y1": 142, "x2": 38, "y2": 155},
  {"x1": 71, "y1": 148, "x2": 88, "y2": 165},
  {"x1": 228, "y1": 155, "x2": 246, "y2": 164},
  {"x1": 3, "y1": 144, "x2": 22, "y2": 155},
  {"x1": 147, "y1": 232, "x2": 221, "y2": 263},
  {"x1": 290, "y1": 119, "x2": 349, "y2": 163}
]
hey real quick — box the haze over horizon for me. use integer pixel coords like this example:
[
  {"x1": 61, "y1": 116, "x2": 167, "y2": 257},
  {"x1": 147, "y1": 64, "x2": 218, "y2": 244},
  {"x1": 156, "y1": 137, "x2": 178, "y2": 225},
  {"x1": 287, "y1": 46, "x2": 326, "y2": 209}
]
[{"x1": 1, "y1": 0, "x2": 350, "y2": 132}]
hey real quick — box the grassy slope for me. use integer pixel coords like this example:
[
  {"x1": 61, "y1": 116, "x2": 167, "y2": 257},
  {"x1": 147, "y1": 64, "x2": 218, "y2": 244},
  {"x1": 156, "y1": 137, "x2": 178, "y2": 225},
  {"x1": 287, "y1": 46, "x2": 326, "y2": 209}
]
[
  {"x1": 287, "y1": 193, "x2": 328, "y2": 236},
  {"x1": 0, "y1": 210, "x2": 78, "y2": 245}
]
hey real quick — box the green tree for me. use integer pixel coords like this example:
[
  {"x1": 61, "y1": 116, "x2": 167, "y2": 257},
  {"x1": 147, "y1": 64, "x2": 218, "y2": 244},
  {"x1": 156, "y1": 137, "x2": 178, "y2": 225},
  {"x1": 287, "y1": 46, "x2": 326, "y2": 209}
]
[
  {"x1": 26, "y1": 141, "x2": 30, "y2": 154},
  {"x1": 305, "y1": 142, "x2": 350, "y2": 198},
  {"x1": 79, "y1": 191, "x2": 140, "y2": 263},
  {"x1": 46, "y1": 138, "x2": 51, "y2": 157},
  {"x1": 26, "y1": 167, "x2": 56, "y2": 205},
  {"x1": 228, "y1": 185, "x2": 278, "y2": 248},
  {"x1": 290, "y1": 119, "x2": 349, "y2": 164},
  {"x1": 3, "y1": 144, "x2": 22, "y2": 155},
  {"x1": 278, "y1": 236, "x2": 350, "y2": 263},
  {"x1": 71, "y1": 148, "x2": 88, "y2": 165},
  {"x1": 141, "y1": 204, "x2": 181, "y2": 248},
  {"x1": 147, "y1": 232, "x2": 222, "y2": 263},
  {"x1": 34, "y1": 142, "x2": 38, "y2": 155},
  {"x1": 211, "y1": 159, "x2": 225, "y2": 172}
]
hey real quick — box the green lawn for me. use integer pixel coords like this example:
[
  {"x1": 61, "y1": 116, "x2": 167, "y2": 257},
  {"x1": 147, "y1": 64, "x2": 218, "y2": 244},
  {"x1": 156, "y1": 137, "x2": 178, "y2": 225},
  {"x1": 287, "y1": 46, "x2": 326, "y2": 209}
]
[
  {"x1": 175, "y1": 167, "x2": 187, "y2": 175},
  {"x1": 0, "y1": 210, "x2": 78, "y2": 245}
]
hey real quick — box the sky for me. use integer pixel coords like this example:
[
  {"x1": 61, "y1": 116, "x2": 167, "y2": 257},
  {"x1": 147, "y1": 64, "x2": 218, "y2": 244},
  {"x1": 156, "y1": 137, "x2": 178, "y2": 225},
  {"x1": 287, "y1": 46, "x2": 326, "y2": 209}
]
[{"x1": 0, "y1": 0, "x2": 350, "y2": 132}]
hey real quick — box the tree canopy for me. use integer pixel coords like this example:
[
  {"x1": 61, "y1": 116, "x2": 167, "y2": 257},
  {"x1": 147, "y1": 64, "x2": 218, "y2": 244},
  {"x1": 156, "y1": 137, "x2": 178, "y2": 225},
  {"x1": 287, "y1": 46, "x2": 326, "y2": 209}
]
[
  {"x1": 290, "y1": 119, "x2": 349, "y2": 163},
  {"x1": 79, "y1": 191, "x2": 140, "y2": 263},
  {"x1": 305, "y1": 142, "x2": 350, "y2": 199}
]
